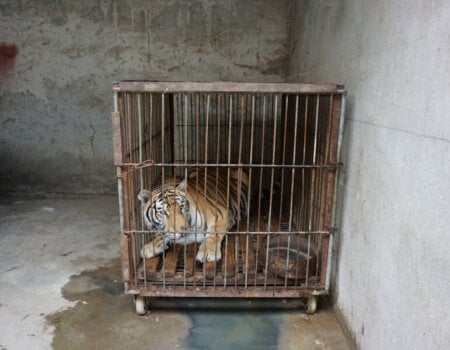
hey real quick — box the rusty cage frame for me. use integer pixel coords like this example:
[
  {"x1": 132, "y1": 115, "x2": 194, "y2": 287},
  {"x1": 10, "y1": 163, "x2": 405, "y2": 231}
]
[{"x1": 112, "y1": 81, "x2": 345, "y2": 314}]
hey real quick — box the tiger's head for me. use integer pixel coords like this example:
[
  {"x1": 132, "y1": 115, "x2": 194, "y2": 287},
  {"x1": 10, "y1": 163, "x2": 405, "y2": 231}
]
[{"x1": 138, "y1": 179, "x2": 191, "y2": 241}]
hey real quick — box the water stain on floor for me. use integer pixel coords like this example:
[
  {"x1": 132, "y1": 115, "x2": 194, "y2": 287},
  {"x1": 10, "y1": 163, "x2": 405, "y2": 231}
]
[
  {"x1": 46, "y1": 260, "x2": 191, "y2": 350},
  {"x1": 167, "y1": 299, "x2": 290, "y2": 350},
  {"x1": 47, "y1": 261, "x2": 323, "y2": 350}
]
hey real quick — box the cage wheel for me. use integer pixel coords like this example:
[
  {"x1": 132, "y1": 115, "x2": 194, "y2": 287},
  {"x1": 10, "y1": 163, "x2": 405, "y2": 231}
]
[
  {"x1": 135, "y1": 296, "x2": 147, "y2": 315},
  {"x1": 306, "y1": 296, "x2": 317, "y2": 315}
]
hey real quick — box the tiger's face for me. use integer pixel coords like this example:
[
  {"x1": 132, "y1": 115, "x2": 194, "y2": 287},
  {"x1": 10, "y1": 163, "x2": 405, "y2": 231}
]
[
  {"x1": 164, "y1": 204, "x2": 189, "y2": 241},
  {"x1": 138, "y1": 182, "x2": 190, "y2": 241}
]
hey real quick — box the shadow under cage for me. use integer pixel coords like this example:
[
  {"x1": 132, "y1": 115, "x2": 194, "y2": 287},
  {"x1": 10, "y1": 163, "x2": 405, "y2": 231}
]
[{"x1": 111, "y1": 82, "x2": 345, "y2": 315}]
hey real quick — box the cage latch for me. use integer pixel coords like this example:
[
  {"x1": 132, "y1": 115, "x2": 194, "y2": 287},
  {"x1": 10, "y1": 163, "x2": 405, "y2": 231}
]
[{"x1": 116, "y1": 160, "x2": 155, "y2": 179}]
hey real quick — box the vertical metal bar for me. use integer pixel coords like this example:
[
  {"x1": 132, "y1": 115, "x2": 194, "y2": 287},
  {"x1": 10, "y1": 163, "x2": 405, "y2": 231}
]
[
  {"x1": 196, "y1": 94, "x2": 200, "y2": 166},
  {"x1": 313, "y1": 94, "x2": 320, "y2": 165},
  {"x1": 336, "y1": 93, "x2": 346, "y2": 168},
  {"x1": 215, "y1": 94, "x2": 225, "y2": 284},
  {"x1": 216, "y1": 94, "x2": 222, "y2": 166},
  {"x1": 184, "y1": 93, "x2": 189, "y2": 172},
  {"x1": 227, "y1": 94, "x2": 234, "y2": 166},
  {"x1": 161, "y1": 93, "x2": 166, "y2": 184},
  {"x1": 204, "y1": 95, "x2": 210, "y2": 165},
  {"x1": 268, "y1": 95, "x2": 281, "y2": 288},
  {"x1": 318, "y1": 94, "x2": 333, "y2": 289},
  {"x1": 288, "y1": 96, "x2": 300, "y2": 233},
  {"x1": 161, "y1": 93, "x2": 166, "y2": 289},
  {"x1": 224, "y1": 234, "x2": 228, "y2": 288},
  {"x1": 126, "y1": 94, "x2": 136, "y2": 273},
  {"x1": 222, "y1": 143, "x2": 228, "y2": 286},
  {"x1": 125, "y1": 93, "x2": 137, "y2": 289},
  {"x1": 280, "y1": 94, "x2": 290, "y2": 286},
  {"x1": 114, "y1": 91, "x2": 132, "y2": 288},
  {"x1": 132, "y1": 92, "x2": 140, "y2": 266},
  {"x1": 138, "y1": 94, "x2": 144, "y2": 227},
  {"x1": 183, "y1": 94, "x2": 189, "y2": 289},
  {"x1": 262, "y1": 96, "x2": 271, "y2": 290},
  {"x1": 325, "y1": 92, "x2": 346, "y2": 290},
  {"x1": 212, "y1": 96, "x2": 220, "y2": 287},
  {"x1": 309, "y1": 94, "x2": 320, "y2": 226},
  {"x1": 270, "y1": 97, "x2": 287, "y2": 289},
  {"x1": 238, "y1": 95, "x2": 245, "y2": 165},
  {"x1": 169, "y1": 93, "x2": 176, "y2": 177},
  {"x1": 288, "y1": 95, "x2": 300, "y2": 288},
  {"x1": 308, "y1": 95, "x2": 321, "y2": 287},
  {"x1": 321, "y1": 93, "x2": 343, "y2": 287},
  {"x1": 203, "y1": 94, "x2": 211, "y2": 289},
  {"x1": 248, "y1": 95, "x2": 256, "y2": 284},
  {"x1": 278, "y1": 94, "x2": 288, "y2": 234},
  {"x1": 126, "y1": 93, "x2": 132, "y2": 163},
  {"x1": 189, "y1": 93, "x2": 194, "y2": 167},
  {"x1": 225, "y1": 95, "x2": 234, "y2": 288},
  {"x1": 143, "y1": 93, "x2": 154, "y2": 291},
  {"x1": 237, "y1": 95, "x2": 249, "y2": 288},
  {"x1": 193, "y1": 93, "x2": 200, "y2": 288},
  {"x1": 317, "y1": 96, "x2": 331, "y2": 280},
  {"x1": 149, "y1": 94, "x2": 153, "y2": 185},
  {"x1": 142, "y1": 93, "x2": 148, "y2": 290},
  {"x1": 113, "y1": 92, "x2": 124, "y2": 234},
  {"x1": 300, "y1": 95, "x2": 309, "y2": 288}
]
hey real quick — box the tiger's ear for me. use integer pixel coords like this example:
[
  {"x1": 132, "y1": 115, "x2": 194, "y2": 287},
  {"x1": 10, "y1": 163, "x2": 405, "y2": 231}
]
[
  {"x1": 138, "y1": 189, "x2": 151, "y2": 203},
  {"x1": 177, "y1": 180, "x2": 187, "y2": 192}
]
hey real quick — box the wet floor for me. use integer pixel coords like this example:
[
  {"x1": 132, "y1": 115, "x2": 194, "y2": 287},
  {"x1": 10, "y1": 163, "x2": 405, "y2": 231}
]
[
  {"x1": 45, "y1": 260, "x2": 192, "y2": 350},
  {"x1": 47, "y1": 260, "x2": 350, "y2": 350},
  {"x1": 0, "y1": 196, "x2": 351, "y2": 350}
]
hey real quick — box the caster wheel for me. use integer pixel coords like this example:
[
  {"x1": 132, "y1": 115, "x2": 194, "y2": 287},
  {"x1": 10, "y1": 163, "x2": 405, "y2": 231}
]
[
  {"x1": 135, "y1": 296, "x2": 147, "y2": 315},
  {"x1": 306, "y1": 296, "x2": 317, "y2": 315}
]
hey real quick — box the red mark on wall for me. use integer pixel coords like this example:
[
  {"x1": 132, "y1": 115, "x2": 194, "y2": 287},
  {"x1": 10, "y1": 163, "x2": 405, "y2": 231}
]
[{"x1": 0, "y1": 43, "x2": 18, "y2": 78}]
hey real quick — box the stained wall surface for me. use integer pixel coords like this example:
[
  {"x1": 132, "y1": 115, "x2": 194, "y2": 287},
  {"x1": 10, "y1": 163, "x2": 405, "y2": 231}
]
[
  {"x1": 0, "y1": 0, "x2": 289, "y2": 194},
  {"x1": 287, "y1": 1, "x2": 450, "y2": 349},
  {"x1": 3, "y1": 1, "x2": 450, "y2": 348}
]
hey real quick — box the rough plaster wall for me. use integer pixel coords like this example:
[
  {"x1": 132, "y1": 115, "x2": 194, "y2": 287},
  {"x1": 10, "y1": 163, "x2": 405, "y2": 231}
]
[
  {"x1": 288, "y1": 1, "x2": 450, "y2": 349},
  {"x1": 0, "y1": 0, "x2": 289, "y2": 194}
]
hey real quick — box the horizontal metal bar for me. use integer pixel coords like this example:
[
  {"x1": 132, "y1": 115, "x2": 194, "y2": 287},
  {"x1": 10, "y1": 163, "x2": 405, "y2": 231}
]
[
  {"x1": 123, "y1": 230, "x2": 331, "y2": 235},
  {"x1": 118, "y1": 162, "x2": 339, "y2": 169},
  {"x1": 112, "y1": 81, "x2": 345, "y2": 94},
  {"x1": 127, "y1": 286, "x2": 328, "y2": 298}
]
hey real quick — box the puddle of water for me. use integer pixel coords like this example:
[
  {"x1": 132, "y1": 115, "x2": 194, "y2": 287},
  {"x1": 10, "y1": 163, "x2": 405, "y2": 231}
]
[
  {"x1": 48, "y1": 260, "x2": 306, "y2": 350},
  {"x1": 186, "y1": 306, "x2": 282, "y2": 350},
  {"x1": 153, "y1": 298, "x2": 304, "y2": 350},
  {"x1": 46, "y1": 260, "x2": 191, "y2": 350}
]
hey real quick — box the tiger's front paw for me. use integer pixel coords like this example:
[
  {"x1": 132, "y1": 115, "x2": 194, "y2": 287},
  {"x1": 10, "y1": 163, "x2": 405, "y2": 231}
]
[
  {"x1": 141, "y1": 235, "x2": 167, "y2": 259},
  {"x1": 196, "y1": 241, "x2": 222, "y2": 262}
]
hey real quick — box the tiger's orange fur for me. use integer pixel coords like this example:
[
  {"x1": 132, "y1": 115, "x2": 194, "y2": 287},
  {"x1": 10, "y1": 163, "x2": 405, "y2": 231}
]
[{"x1": 138, "y1": 168, "x2": 249, "y2": 262}]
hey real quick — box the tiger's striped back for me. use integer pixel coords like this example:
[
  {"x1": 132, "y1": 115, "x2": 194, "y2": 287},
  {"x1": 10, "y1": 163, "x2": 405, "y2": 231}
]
[{"x1": 184, "y1": 168, "x2": 248, "y2": 229}]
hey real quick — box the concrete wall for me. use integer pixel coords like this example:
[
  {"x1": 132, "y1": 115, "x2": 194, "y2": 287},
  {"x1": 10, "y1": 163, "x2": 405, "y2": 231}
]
[
  {"x1": 0, "y1": 0, "x2": 289, "y2": 194},
  {"x1": 287, "y1": 1, "x2": 450, "y2": 348},
  {"x1": 3, "y1": 1, "x2": 449, "y2": 347}
]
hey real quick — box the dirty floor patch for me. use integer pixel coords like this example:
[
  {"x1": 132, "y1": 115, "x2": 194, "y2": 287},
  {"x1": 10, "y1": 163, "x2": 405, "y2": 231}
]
[
  {"x1": 47, "y1": 261, "x2": 287, "y2": 350},
  {"x1": 152, "y1": 298, "x2": 300, "y2": 350},
  {"x1": 47, "y1": 261, "x2": 349, "y2": 350},
  {"x1": 46, "y1": 260, "x2": 191, "y2": 350}
]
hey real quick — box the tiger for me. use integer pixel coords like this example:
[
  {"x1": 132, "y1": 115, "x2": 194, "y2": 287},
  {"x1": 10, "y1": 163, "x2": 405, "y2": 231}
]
[{"x1": 138, "y1": 168, "x2": 249, "y2": 263}]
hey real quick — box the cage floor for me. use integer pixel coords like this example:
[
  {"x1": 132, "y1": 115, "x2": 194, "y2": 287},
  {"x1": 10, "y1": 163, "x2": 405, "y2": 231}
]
[{"x1": 136, "y1": 233, "x2": 320, "y2": 288}]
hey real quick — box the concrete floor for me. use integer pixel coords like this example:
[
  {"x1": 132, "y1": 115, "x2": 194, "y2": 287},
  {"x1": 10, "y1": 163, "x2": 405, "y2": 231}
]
[{"x1": 0, "y1": 195, "x2": 352, "y2": 350}]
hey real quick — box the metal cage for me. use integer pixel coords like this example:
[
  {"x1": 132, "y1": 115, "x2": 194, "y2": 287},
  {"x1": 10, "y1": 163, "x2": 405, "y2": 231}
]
[{"x1": 111, "y1": 81, "x2": 345, "y2": 314}]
